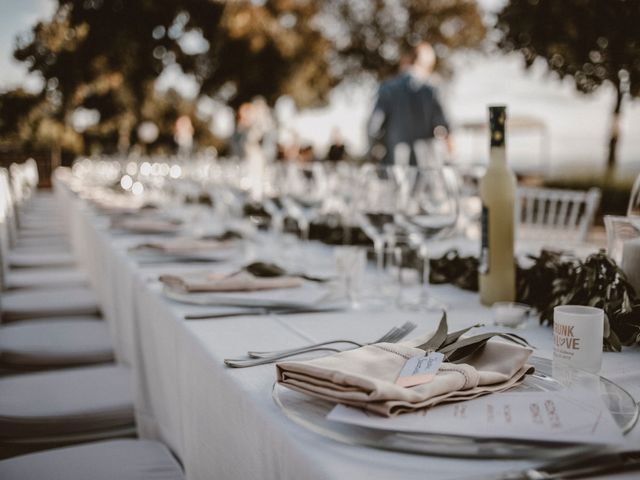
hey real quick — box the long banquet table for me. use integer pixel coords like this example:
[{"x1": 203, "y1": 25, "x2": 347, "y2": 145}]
[{"x1": 54, "y1": 173, "x2": 640, "y2": 480}]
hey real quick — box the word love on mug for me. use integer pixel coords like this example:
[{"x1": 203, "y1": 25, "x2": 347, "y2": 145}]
[
  {"x1": 553, "y1": 305, "x2": 604, "y2": 374},
  {"x1": 553, "y1": 323, "x2": 580, "y2": 350}
]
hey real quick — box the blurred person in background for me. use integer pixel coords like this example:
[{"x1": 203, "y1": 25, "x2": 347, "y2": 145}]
[
  {"x1": 326, "y1": 127, "x2": 347, "y2": 162},
  {"x1": 230, "y1": 97, "x2": 278, "y2": 160},
  {"x1": 250, "y1": 96, "x2": 278, "y2": 161},
  {"x1": 368, "y1": 42, "x2": 451, "y2": 166},
  {"x1": 230, "y1": 102, "x2": 254, "y2": 158},
  {"x1": 174, "y1": 115, "x2": 194, "y2": 156},
  {"x1": 298, "y1": 144, "x2": 317, "y2": 163}
]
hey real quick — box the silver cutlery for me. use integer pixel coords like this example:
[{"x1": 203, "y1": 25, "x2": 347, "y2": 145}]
[
  {"x1": 224, "y1": 321, "x2": 417, "y2": 368},
  {"x1": 184, "y1": 306, "x2": 343, "y2": 320},
  {"x1": 493, "y1": 447, "x2": 640, "y2": 480},
  {"x1": 247, "y1": 320, "x2": 417, "y2": 358},
  {"x1": 137, "y1": 257, "x2": 219, "y2": 265}
]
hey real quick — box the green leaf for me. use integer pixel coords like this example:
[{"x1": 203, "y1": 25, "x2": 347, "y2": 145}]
[
  {"x1": 244, "y1": 262, "x2": 286, "y2": 277},
  {"x1": 416, "y1": 311, "x2": 448, "y2": 351},
  {"x1": 442, "y1": 324, "x2": 483, "y2": 348}
]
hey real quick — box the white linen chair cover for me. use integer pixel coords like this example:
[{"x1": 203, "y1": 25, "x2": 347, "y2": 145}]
[
  {"x1": 0, "y1": 286, "x2": 100, "y2": 322},
  {"x1": 10, "y1": 236, "x2": 70, "y2": 250},
  {"x1": 0, "y1": 440, "x2": 185, "y2": 480},
  {"x1": 7, "y1": 250, "x2": 76, "y2": 269},
  {"x1": 0, "y1": 364, "x2": 134, "y2": 440},
  {"x1": 0, "y1": 318, "x2": 112, "y2": 370},
  {"x1": 4, "y1": 266, "x2": 87, "y2": 290},
  {"x1": 0, "y1": 168, "x2": 19, "y2": 253}
]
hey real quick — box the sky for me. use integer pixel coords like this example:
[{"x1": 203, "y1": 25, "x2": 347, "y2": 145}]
[{"x1": 1, "y1": 0, "x2": 639, "y2": 178}]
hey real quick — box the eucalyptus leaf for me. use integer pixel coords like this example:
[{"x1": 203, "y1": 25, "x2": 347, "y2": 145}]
[
  {"x1": 442, "y1": 324, "x2": 483, "y2": 348},
  {"x1": 429, "y1": 249, "x2": 640, "y2": 350},
  {"x1": 438, "y1": 332, "x2": 508, "y2": 356},
  {"x1": 416, "y1": 311, "x2": 448, "y2": 351},
  {"x1": 243, "y1": 262, "x2": 329, "y2": 283},
  {"x1": 413, "y1": 309, "x2": 532, "y2": 362},
  {"x1": 445, "y1": 339, "x2": 490, "y2": 362}
]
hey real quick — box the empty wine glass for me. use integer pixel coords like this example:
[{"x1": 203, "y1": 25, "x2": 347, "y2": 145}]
[
  {"x1": 321, "y1": 162, "x2": 360, "y2": 244},
  {"x1": 262, "y1": 162, "x2": 288, "y2": 238},
  {"x1": 628, "y1": 172, "x2": 640, "y2": 218},
  {"x1": 280, "y1": 163, "x2": 327, "y2": 241},
  {"x1": 354, "y1": 164, "x2": 414, "y2": 302},
  {"x1": 396, "y1": 166, "x2": 460, "y2": 310}
]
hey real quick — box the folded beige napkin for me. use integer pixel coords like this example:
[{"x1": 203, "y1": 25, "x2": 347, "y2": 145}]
[
  {"x1": 112, "y1": 217, "x2": 182, "y2": 233},
  {"x1": 133, "y1": 237, "x2": 233, "y2": 255},
  {"x1": 159, "y1": 270, "x2": 303, "y2": 293},
  {"x1": 276, "y1": 335, "x2": 533, "y2": 417}
]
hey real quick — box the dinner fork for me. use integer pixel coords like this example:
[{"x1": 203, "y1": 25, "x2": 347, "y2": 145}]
[
  {"x1": 247, "y1": 321, "x2": 418, "y2": 359},
  {"x1": 224, "y1": 321, "x2": 417, "y2": 368},
  {"x1": 494, "y1": 447, "x2": 640, "y2": 480}
]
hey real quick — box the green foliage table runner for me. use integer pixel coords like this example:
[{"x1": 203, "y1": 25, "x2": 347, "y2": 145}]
[{"x1": 429, "y1": 249, "x2": 640, "y2": 351}]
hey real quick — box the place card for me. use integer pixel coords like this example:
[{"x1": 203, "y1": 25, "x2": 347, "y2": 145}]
[
  {"x1": 395, "y1": 352, "x2": 444, "y2": 388},
  {"x1": 327, "y1": 390, "x2": 624, "y2": 445}
]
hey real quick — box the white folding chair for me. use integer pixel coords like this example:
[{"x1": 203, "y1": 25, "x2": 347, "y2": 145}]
[
  {"x1": 0, "y1": 365, "x2": 136, "y2": 458},
  {"x1": 0, "y1": 440, "x2": 184, "y2": 480},
  {"x1": 0, "y1": 167, "x2": 107, "y2": 371},
  {"x1": 516, "y1": 186, "x2": 601, "y2": 243}
]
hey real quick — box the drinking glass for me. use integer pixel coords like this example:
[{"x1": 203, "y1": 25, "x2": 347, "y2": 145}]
[
  {"x1": 553, "y1": 305, "x2": 604, "y2": 373},
  {"x1": 354, "y1": 165, "x2": 405, "y2": 296},
  {"x1": 261, "y1": 162, "x2": 288, "y2": 237},
  {"x1": 604, "y1": 214, "x2": 640, "y2": 294},
  {"x1": 628, "y1": 172, "x2": 640, "y2": 217},
  {"x1": 396, "y1": 166, "x2": 460, "y2": 310},
  {"x1": 280, "y1": 163, "x2": 327, "y2": 241},
  {"x1": 334, "y1": 246, "x2": 366, "y2": 309}
]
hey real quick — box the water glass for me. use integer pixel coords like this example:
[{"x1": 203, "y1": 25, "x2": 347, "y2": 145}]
[
  {"x1": 553, "y1": 305, "x2": 604, "y2": 373},
  {"x1": 334, "y1": 246, "x2": 366, "y2": 309},
  {"x1": 628, "y1": 172, "x2": 640, "y2": 217},
  {"x1": 392, "y1": 245, "x2": 422, "y2": 309},
  {"x1": 604, "y1": 215, "x2": 640, "y2": 294}
]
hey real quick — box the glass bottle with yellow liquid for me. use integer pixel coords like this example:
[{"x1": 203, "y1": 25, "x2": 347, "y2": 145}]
[{"x1": 479, "y1": 106, "x2": 516, "y2": 305}]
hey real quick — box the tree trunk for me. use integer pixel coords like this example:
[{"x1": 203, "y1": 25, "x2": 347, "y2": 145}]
[{"x1": 606, "y1": 83, "x2": 624, "y2": 173}]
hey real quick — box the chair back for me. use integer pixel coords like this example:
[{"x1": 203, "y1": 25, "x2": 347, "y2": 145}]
[
  {"x1": 516, "y1": 186, "x2": 601, "y2": 243},
  {"x1": 0, "y1": 168, "x2": 14, "y2": 288}
]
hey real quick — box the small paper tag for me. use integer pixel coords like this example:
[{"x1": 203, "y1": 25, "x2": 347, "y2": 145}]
[{"x1": 396, "y1": 352, "x2": 444, "y2": 388}]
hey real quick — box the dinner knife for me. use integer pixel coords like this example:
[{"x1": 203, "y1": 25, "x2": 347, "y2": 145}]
[{"x1": 183, "y1": 306, "x2": 343, "y2": 320}]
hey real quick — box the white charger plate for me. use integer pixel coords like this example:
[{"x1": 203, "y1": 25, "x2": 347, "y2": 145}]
[
  {"x1": 162, "y1": 281, "x2": 334, "y2": 309},
  {"x1": 273, "y1": 356, "x2": 638, "y2": 459}
]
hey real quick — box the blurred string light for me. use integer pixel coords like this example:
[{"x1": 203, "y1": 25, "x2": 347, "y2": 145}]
[
  {"x1": 140, "y1": 161, "x2": 152, "y2": 176},
  {"x1": 137, "y1": 122, "x2": 159, "y2": 144},
  {"x1": 125, "y1": 162, "x2": 138, "y2": 176},
  {"x1": 169, "y1": 165, "x2": 182, "y2": 178},
  {"x1": 120, "y1": 174, "x2": 133, "y2": 190},
  {"x1": 131, "y1": 181, "x2": 144, "y2": 195}
]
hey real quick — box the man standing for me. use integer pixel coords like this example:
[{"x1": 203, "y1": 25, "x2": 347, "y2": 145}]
[{"x1": 368, "y1": 42, "x2": 450, "y2": 166}]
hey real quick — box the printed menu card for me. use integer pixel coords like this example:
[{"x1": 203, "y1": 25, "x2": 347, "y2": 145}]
[{"x1": 327, "y1": 390, "x2": 624, "y2": 445}]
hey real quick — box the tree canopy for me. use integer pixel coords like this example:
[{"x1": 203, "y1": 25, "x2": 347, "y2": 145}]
[
  {"x1": 2, "y1": 0, "x2": 486, "y2": 155},
  {"x1": 496, "y1": 0, "x2": 640, "y2": 171}
]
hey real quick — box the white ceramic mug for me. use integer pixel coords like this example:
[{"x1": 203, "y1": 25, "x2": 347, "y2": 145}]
[{"x1": 553, "y1": 305, "x2": 604, "y2": 373}]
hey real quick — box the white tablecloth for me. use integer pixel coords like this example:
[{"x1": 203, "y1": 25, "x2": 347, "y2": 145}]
[{"x1": 54, "y1": 176, "x2": 640, "y2": 480}]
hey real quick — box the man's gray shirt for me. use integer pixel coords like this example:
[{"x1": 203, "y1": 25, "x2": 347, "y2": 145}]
[{"x1": 368, "y1": 73, "x2": 449, "y2": 165}]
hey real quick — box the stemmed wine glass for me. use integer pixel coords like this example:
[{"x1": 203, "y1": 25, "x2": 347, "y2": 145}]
[
  {"x1": 280, "y1": 163, "x2": 327, "y2": 241},
  {"x1": 628, "y1": 173, "x2": 640, "y2": 218},
  {"x1": 396, "y1": 166, "x2": 460, "y2": 310},
  {"x1": 354, "y1": 164, "x2": 407, "y2": 299},
  {"x1": 261, "y1": 162, "x2": 288, "y2": 236}
]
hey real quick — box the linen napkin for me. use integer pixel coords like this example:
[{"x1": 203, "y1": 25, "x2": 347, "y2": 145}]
[
  {"x1": 132, "y1": 237, "x2": 233, "y2": 255},
  {"x1": 111, "y1": 217, "x2": 182, "y2": 233},
  {"x1": 160, "y1": 270, "x2": 303, "y2": 293},
  {"x1": 276, "y1": 331, "x2": 533, "y2": 417}
]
